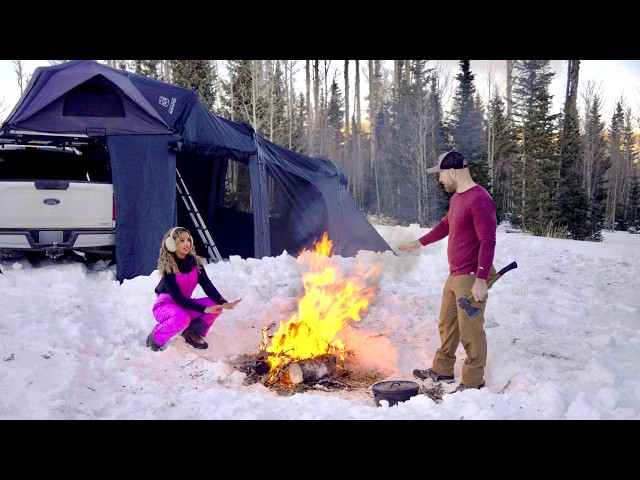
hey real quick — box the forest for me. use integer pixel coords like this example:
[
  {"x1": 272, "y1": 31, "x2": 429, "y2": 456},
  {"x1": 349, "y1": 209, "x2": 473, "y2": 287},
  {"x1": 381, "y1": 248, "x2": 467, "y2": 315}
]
[{"x1": 8, "y1": 60, "x2": 640, "y2": 240}]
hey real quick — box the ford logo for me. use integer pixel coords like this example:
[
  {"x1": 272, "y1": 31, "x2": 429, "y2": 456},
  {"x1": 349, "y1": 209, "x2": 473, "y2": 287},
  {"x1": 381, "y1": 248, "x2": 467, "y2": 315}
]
[{"x1": 43, "y1": 198, "x2": 61, "y2": 205}]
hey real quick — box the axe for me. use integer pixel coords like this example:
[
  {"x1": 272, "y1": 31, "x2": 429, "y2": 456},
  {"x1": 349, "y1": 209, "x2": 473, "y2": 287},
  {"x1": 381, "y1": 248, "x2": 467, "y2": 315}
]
[{"x1": 457, "y1": 261, "x2": 518, "y2": 320}]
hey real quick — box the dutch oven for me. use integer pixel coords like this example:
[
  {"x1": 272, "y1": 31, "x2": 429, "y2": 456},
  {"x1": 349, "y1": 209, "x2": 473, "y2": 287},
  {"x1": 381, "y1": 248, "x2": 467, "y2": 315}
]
[{"x1": 372, "y1": 380, "x2": 420, "y2": 407}]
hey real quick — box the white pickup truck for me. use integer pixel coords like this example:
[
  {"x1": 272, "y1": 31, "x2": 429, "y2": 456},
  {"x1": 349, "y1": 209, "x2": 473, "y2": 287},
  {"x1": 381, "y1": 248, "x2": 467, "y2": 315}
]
[{"x1": 0, "y1": 135, "x2": 115, "y2": 261}]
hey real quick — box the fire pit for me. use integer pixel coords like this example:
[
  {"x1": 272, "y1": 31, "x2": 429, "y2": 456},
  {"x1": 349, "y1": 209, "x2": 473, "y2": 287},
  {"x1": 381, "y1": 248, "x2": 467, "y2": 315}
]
[{"x1": 259, "y1": 233, "x2": 380, "y2": 385}]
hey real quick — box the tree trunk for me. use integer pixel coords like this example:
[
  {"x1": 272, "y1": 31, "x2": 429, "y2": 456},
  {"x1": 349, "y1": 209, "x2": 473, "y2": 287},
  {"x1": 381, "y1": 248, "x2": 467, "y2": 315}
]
[
  {"x1": 354, "y1": 60, "x2": 362, "y2": 207},
  {"x1": 404, "y1": 59, "x2": 411, "y2": 86},
  {"x1": 369, "y1": 60, "x2": 381, "y2": 215},
  {"x1": 344, "y1": 60, "x2": 350, "y2": 153},
  {"x1": 306, "y1": 60, "x2": 312, "y2": 155},
  {"x1": 506, "y1": 60, "x2": 514, "y2": 124},
  {"x1": 287, "y1": 354, "x2": 337, "y2": 384},
  {"x1": 566, "y1": 60, "x2": 580, "y2": 118},
  {"x1": 313, "y1": 60, "x2": 320, "y2": 156}
]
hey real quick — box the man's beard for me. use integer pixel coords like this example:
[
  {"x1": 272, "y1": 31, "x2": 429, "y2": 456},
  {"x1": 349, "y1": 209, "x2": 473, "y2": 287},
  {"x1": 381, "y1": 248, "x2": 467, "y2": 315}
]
[{"x1": 443, "y1": 181, "x2": 456, "y2": 193}]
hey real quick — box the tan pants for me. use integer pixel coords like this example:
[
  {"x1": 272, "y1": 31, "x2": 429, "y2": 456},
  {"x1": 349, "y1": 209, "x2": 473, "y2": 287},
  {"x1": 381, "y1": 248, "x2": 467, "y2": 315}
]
[{"x1": 431, "y1": 266, "x2": 496, "y2": 387}]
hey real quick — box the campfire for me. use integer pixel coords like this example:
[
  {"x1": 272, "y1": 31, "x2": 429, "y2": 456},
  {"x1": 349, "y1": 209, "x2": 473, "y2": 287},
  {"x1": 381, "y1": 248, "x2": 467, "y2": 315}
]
[{"x1": 239, "y1": 232, "x2": 382, "y2": 391}]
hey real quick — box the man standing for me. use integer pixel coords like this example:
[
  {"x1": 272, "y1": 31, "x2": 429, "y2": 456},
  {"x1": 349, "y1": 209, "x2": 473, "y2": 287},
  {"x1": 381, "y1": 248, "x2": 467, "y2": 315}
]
[{"x1": 398, "y1": 150, "x2": 497, "y2": 392}]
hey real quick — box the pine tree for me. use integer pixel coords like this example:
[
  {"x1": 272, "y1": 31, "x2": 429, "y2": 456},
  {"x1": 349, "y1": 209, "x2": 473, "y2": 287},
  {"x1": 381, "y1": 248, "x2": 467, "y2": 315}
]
[
  {"x1": 557, "y1": 107, "x2": 589, "y2": 239},
  {"x1": 581, "y1": 94, "x2": 608, "y2": 241},
  {"x1": 448, "y1": 61, "x2": 491, "y2": 209},
  {"x1": 486, "y1": 85, "x2": 518, "y2": 223},
  {"x1": 511, "y1": 60, "x2": 560, "y2": 235},
  {"x1": 133, "y1": 60, "x2": 161, "y2": 80},
  {"x1": 169, "y1": 60, "x2": 217, "y2": 112},
  {"x1": 326, "y1": 77, "x2": 345, "y2": 162},
  {"x1": 605, "y1": 103, "x2": 625, "y2": 230}
]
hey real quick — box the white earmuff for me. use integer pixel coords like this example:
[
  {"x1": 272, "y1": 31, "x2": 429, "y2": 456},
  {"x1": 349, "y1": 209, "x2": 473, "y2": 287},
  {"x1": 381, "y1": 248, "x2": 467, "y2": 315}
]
[{"x1": 165, "y1": 227, "x2": 181, "y2": 252}]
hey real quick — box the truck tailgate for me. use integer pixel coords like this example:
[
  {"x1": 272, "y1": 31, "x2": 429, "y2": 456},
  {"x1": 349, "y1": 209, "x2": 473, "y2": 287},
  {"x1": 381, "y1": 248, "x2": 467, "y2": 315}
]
[{"x1": 0, "y1": 181, "x2": 114, "y2": 229}]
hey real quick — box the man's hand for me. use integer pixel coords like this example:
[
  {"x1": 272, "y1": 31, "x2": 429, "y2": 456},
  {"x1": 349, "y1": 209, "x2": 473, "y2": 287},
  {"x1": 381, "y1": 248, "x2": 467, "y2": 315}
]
[
  {"x1": 397, "y1": 240, "x2": 422, "y2": 253},
  {"x1": 471, "y1": 278, "x2": 488, "y2": 302}
]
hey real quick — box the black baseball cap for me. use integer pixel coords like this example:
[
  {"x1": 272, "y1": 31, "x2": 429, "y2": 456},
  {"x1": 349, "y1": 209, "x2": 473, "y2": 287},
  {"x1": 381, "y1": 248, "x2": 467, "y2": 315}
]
[{"x1": 427, "y1": 150, "x2": 468, "y2": 174}]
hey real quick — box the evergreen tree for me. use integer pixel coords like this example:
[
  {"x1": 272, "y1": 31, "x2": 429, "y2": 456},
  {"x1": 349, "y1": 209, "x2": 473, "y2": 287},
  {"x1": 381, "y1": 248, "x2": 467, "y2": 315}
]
[
  {"x1": 620, "y1": 110, "x2": 638, "y2": 230},
  {"x1": 291, "y1": 92, "x2": 307, "y2": 155},
  {"x1": 448, "y1": 61, "x2": 487, "y2": 168},
  {"x1": 447, "y1": 61, "x2": 491, "y2": 207},
  {"x1": 169, "y1": 60, "x2": 217, "y2": 112},
  {"x1": 580, "y1": 95, "x2": 608, "y2": 241},
  {"x1": 326, "y1": 77, "x2": 345, "y2": 160},
  {"x1": 486, "y1": 85, "x2": 518, "y2": 223},
  {"x1": 511, "y1": 60, "x2": 560, "y2": 235},
  {"x1": 133, "y1": 60, "x2": 161, "y2": 80},
  {"x1": 605, "y1": 103, "x2": 625, "y2": 230},
  {"x1": 557, "y1": 105, "x2": 590, "y2": 240}
]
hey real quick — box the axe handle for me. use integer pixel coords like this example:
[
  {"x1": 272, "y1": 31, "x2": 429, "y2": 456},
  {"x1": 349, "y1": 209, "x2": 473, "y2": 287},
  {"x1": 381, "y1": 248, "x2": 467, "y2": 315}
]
[{"x1": 464, "y1": 261, "x2": 518, "y2": 308}]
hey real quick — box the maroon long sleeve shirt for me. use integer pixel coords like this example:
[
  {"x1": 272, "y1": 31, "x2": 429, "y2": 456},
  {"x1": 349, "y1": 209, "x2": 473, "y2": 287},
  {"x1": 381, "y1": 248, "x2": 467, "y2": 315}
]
[{"x1": 418, "y1": 185, "x2": 496, "y2": 280}]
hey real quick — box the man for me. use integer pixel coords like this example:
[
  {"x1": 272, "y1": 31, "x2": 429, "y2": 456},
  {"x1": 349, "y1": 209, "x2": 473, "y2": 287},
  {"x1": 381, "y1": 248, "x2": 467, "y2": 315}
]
[{"x1": 398, "y1": 150, "x2": 497, "y2": 392}]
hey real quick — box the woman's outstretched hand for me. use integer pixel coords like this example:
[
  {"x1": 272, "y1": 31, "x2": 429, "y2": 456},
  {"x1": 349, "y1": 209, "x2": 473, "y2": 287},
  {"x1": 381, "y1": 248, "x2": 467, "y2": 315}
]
[
  {"x1": 205, "y1": 299, "x2": 242, "y2": 315},
  {"x1": 223, "y1": 299, "x2": 242, "y2": 310}
]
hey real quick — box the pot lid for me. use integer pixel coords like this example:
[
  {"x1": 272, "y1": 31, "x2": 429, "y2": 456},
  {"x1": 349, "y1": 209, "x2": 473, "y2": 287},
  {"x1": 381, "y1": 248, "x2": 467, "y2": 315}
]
[{"x1": 372, "y1": 380, "x2": 420, "y2": 395}]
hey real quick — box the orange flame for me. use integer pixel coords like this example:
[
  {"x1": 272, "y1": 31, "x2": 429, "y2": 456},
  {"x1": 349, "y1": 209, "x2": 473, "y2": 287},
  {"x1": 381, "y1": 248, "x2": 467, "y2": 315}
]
[{"x1": 260, "y1": 233, "x2": 380, "y2": 379}]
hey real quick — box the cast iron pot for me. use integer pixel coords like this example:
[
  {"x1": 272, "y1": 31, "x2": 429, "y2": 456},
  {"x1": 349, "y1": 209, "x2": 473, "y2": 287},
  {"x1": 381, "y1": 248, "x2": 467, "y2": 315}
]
[{"x1": 372, "y1": 380, "x2": 420, "y2": 407}]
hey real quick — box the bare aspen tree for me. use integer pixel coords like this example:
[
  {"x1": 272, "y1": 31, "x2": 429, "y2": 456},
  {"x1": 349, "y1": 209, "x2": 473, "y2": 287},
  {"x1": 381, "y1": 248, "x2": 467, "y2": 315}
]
[
  {"x1": 486, "y1": 69, "x2": 496, "y2": 187},
  {"x1": 250, "y1": 60, "x2": 261, "y2": 131},
  {"x1": 506, "y1": 60, "x2": 514, "y2": 124},
  {"x1": 369, "y1": 60, "x2": 381, "y2": 215},
  {"x1": 405, "y1": 60, "x2": 411, "y2": 86},
  {"x1": 355, "y1": 59, "x2": 362, "y2": 175},
  {"x1": 344, "y1": 60, "x2": 350, "y2": 154},
  {"x1": 266, "y1": 60, "x2": 275, "y2": 142},
  {"x1": 314, "y1": 60, "x2": 320, "y2": 156},
  {"x1": 213, "y1": 60, "x2": 223, "y2": 113},
  {"x1": 319, "y1": 60, "x2": 333, "y2": 158},
  {"x1": 394, "y1": 60, "x2": 401, "y2": 92},
  {"x1": 580, "y1": 81, "x2": 598, "y2": 200},
  {"x1": 311, "y1": 60, "x2": 320, "y2": 155},
  {"x1": 228, "y1": 60, "x2": 235, "y2": 122},
  {"x1": 160, "y1": 60, "x2": 171, "y2": 83},
  {"x1": 12, "y1": 60, "x2": 27, "y2": 96},
  {"x1": 284, "y1": 60, "x2": 296, "y2": 149},
  {"x1": 306, "y1": 60, "x2": 312, "y2": 154}
]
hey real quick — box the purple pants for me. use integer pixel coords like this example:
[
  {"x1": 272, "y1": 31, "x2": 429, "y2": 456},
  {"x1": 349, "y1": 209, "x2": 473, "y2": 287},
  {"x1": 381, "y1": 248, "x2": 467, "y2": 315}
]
[{"x1": 151, "y1": 293, "x2": 221, "y2": 346}]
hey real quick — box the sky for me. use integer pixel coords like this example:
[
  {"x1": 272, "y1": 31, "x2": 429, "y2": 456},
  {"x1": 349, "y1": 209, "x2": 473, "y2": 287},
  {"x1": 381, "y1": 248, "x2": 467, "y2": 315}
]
[
  {"x1": 1, "y1": 60, "x2": 639, "y2": 125},
  {"x1": 1, "y1": 221, "x2": 639, "y2": 420}
]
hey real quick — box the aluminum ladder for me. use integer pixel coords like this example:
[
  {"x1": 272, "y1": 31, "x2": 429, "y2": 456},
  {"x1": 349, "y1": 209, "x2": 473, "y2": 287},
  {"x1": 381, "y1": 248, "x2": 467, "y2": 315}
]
[{"x1": 176, "y1": 168, "x2": 222, "y2": 263}]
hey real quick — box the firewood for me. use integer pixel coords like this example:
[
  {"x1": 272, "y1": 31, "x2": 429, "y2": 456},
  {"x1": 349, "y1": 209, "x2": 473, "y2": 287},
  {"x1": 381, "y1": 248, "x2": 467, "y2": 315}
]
[
  {"x1": 263, "y1": 359, "x2": 292, "y2": 387},
  {"x1": 288, "y1": 354, "x2": 337, "y2": 384}
]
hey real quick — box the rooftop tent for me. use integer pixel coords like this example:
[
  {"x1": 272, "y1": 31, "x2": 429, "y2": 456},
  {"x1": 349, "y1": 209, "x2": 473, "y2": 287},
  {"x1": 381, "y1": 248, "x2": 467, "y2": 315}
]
[{"x1": 1, "y1": 60, "x2": 394, "y2": 281}]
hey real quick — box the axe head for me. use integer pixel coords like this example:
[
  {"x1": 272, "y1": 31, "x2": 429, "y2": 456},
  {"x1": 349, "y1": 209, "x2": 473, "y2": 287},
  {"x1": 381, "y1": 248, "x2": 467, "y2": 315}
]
[{"x1": 458, "y1": 297, "x2": 482, "y2": 320}]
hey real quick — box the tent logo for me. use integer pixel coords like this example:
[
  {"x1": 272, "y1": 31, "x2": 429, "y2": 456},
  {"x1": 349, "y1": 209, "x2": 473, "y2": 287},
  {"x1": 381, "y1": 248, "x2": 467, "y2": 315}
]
[{"x1": 158, "y1": 96, "x2": 177, "y2": 115}]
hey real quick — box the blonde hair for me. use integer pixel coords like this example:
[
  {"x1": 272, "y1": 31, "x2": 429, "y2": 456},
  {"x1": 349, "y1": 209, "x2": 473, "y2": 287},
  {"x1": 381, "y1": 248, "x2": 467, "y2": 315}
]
[{"x1": 157, "y1": 226, "x2": 206, "y2": 276}]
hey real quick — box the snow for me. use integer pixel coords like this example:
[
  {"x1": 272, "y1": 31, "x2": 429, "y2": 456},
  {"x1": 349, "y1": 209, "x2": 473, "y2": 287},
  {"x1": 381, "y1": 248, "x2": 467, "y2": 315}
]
[{"x1": 1, "y1": 223, "x2": 639, "y2": 420}]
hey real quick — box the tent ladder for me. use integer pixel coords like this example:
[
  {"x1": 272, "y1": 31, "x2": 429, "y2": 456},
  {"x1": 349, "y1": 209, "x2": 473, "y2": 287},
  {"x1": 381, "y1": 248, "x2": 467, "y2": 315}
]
[{"x1": 176, "y1": 168, "x2": 222, "y2": 263}]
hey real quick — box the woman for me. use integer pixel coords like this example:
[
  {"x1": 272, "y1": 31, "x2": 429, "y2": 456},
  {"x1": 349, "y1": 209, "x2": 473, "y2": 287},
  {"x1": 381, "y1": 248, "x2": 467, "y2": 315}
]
[{"x1": 146, "y1": 226, "x2": 241, "y2": 351}]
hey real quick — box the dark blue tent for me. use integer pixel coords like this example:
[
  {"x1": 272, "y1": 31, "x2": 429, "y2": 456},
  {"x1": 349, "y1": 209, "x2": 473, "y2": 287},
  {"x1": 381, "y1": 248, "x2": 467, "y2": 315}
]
[{"x1": 1, "y1": 60, "x2": 393, "y2": 281}]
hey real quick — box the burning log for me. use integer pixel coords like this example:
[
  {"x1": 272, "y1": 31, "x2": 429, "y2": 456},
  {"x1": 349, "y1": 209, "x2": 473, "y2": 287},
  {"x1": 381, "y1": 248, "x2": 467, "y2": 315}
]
[{"x1": 287, "y1": 354, "x2": 337, "y2": 384}]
